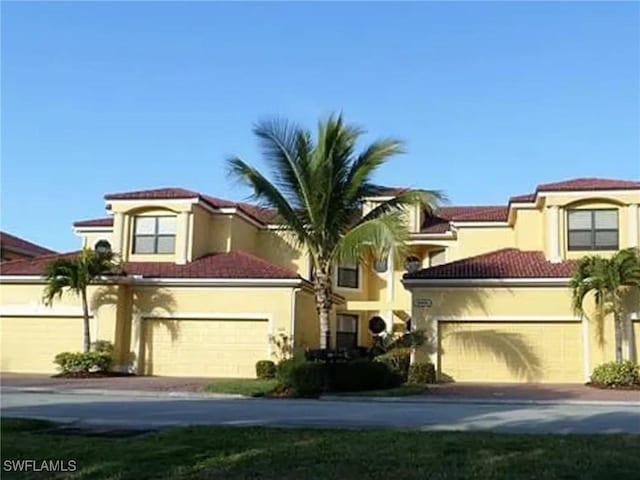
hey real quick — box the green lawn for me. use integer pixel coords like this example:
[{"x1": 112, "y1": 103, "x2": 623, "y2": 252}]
[
  {"x1": 2, "y1": 418, "x2": 640, "y2": 480},
  {"x1": 205, "y1": 378, "x2": 278, "y2": 397}
]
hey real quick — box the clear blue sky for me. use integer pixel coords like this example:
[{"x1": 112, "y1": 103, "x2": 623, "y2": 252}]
[{"x1": 2, "y1": 1, "x2": 639, "y2": 251}]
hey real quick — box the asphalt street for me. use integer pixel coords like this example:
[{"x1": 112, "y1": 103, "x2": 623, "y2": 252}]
[{"x1": 2, "y1": 391, "x2": 639, "y2": 434}]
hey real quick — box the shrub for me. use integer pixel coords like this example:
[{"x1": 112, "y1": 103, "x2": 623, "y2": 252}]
[
  {"x1": 53, "y1": 351, "x2": 112, "y2": 374},
  {"x1": 288, "y1": 362, "x2": 328, "y2": 396},
  {"x1": 375, "y1": 348, "x2": 411, "y2": 381},
  {"x1": 276, "y1": 356, "x2": 305, "y2": 385},
  {"x1": 255, "y1": 360, "x2": 276, "y2": 379},
  {"x1": 407, "y1": 362, "x2": 436, "y2": 384},
  {"x1": 590, "y1": 361, "x2": 640, "y2": 387},
  {"x1": 328, "y1": 359, "x2": 402, "y2": 392},
  {"x1": 91, "y1": 340, "x2": 114, "y2": 354}
]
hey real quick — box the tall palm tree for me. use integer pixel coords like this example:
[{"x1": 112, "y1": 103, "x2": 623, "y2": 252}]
[
  {"x1": 43, "y1": 248, "x2": 118, "y2": 352},
  {"x1": 228, "y1": 114, "x2": 443, "y2": 348},
  {"x1": 570, "y1": 248, "x2": 640, "y2": 363}
]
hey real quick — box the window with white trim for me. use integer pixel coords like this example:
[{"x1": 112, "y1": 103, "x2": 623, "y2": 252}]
[
  {"x1": 336, "y1": 314, "x2": 358, "y2": 350},
  {"x1": 337, "y1": 260, "x2": 359, "y2": 288},
  {"x1": 567, "y1": 209, "x2": 618, "y2": 251},
  {"x1": 132, "y1": 216, "x2": 176, "y2": 254}
]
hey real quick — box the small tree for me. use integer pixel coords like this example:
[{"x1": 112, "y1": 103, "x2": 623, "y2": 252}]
[
  {"x1": 228, "y1": 114, "x2": 443, "y2": 348},
  {"x1": 43, "y1": 248, "x2": 118, "y2": 353},
  {"x1": 570, "y1": 248, "x2": 640, "y2": 363}
]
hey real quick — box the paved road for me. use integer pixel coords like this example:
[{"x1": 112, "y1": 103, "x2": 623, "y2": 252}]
[{"x1": 2, "y1": 391, "x2": 640, "y2": 434}]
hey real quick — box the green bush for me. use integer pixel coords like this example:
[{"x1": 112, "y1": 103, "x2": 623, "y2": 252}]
[
  {"x1": 289, "y1": 362, "x2": 328, "y2": 396},
  {"x1": 91, "y1": 340, "x2": 114, "y2": 354},
  {"x1": 276, "y1": 356, "x2": 305, "y2": 385},
  {"x1": 590, "y1": 361, "x2": 640, "y2": 387},
  {"x1": 328, "y1": 360, "x2": 402, "y2": 392},
  {"x1": 53, "y1": 351, "x2": 112, "y2": 374},
  {"x1": 407, "y1": 362, "x2": 436, "y2": 384},
  {"x1": 375, "y1": 348, "x2": 411, "y2": 381},
  {"x1": 255, "y1": 360, "x2": 276, "y2": 379}
]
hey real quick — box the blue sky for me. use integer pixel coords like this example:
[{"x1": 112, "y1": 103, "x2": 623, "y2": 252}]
[{"x1": 2, "y1": 1, "x2": 639, "y2": 251}]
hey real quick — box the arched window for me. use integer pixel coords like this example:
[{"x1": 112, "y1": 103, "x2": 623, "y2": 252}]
[{"x1": 94, "y1": 240, "x2": 112, "y2": 253}]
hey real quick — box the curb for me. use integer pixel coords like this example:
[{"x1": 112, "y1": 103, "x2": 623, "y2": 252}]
[
  {"x1": 0, "y1": 386, "x2": 245, "y2": 400},
  {"x1": 319, "y1": 395, "x2": 640, "y2": 407}
]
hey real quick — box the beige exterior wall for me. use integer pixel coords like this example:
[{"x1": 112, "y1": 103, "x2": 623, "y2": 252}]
[{"x1": 76, "y1": 230, "x2": 114, "y2": 250}]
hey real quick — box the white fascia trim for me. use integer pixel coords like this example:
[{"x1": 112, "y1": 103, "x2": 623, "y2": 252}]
[
  {"x1": 132, "y1": 277, "x2": 304, "y2": 287},
  {"x1": 107, "y1": 198, "x2": 200, "y2": 206},
  {"x1": 72, "y1": 226, "x2": 114, "y2": 234},
  {"x1": 435, "y1": 315, "x2": 581, "y2": 322},
  {"x1": 508, "y1": 202, "x2": 538, "y2": 209},
  {"x1": 630, "y1": 312, "x2": 640, "y2": 320},
  {"x1": 362, "y1": 196, "x2": 395, "y2": 201},
  {"x1": 409, "y1": 232, "x2": 456, "y2": 240},
  {"x1": 0, "y1": 304, "x2": 93, "y2": 317},
  {"x1": 0, "y1": 275, "x2": 45, "y2": 284},
  {"x1": 450, "y1": 221, "x2": 510, "y2": 228},
  {"x1": 403, "y1": 277, "x2": 571, "y2": 287},
  {"x1": 215, "y1": 207, "x2": 265, "y2": 229},
  {"x1": 541, "y1": 189, "x2": 640, "y2": 198}
]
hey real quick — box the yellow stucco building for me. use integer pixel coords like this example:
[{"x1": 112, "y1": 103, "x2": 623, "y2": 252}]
[{"x1": 1, "y1": 177, "x2": 639, "y2": 382}]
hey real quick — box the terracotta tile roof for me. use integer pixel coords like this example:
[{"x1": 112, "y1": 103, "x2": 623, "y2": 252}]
[
  {"x1": 73, "y1": 217, "x2": 114, "y2": 228},
  {"x1": 404, "y1": 248, "x2": 576, "y2": 279},
  {"x1": 0, "y1": 231, "x2": 56, "y2": 257},
  {"x1": 508, "y1": 178, "x2": 639, "y2": 205},
  {"x1": 1, "y1": 251, "x2": 78, "y2": 274},
  {"x1": 104, "y1": 187, "x2": 201, "y2": 201},
  {"x1": 537, "y1": 178, "x2": 640, "y2": 192},
  {"x1": 0, "y1": 250, "x2": 300, "y2": 280},
  {"x1": 420, "y1": 206, "x2": 509, "y2": 233}
]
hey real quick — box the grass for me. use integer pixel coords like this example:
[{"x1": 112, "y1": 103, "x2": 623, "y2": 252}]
[
  {"x1": 2, "y1": 418, "x2": 640, "y2": 480},
  {"x1": 205, "y1": 378, "x2": 278, "y2": 397},
  {"x1": 330, "y1": 384, "x2": 427, "y2": 397}
]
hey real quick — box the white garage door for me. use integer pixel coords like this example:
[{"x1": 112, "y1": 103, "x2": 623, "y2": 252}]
[
  {"x1": 1, "y1": 316, "x2": 84, "y2": 373},
  {"x1": 141, "y1": 318, "x2": 270, "y2": 378}
]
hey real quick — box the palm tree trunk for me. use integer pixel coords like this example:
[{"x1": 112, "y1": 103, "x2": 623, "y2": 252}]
[
  {"x1": 314, "y1": 267, "x2": 333, "y2": 349},
  {"x1": 81, "y1": 288, "x2": 91, "y2": 353},
  {"x1": 614, "y1": 310, "x2": 623, "y2": 363}
]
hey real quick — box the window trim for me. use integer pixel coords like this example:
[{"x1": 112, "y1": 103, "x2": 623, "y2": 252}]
[
  {"x1": 336, "y1": 313, "x2": 359, "y2": 350},
  {"x1": 132, "y1": 215, "x2": 177, "y2": 255},
  {"x1": 336, "y1": 261, "x2": 360, "y2": 290},
  {"x1": 567, "y1": 208, "x2": 619, "y2": 251}
]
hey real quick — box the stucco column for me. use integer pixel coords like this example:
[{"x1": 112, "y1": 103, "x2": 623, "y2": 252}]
[
  {"x1": 547, "y1": 205, "x2": 561, "y2": 262},
  {"x1": 175, "y1": 211, "x2": 190, "y2": 265},
  {"x1": 112, "y1": 212, "x2": 125, "y2": 255},
  {"x1": 386, "y1": 250, "x2": 394, "y2": 304},
  {"x1": 628, "y1": 204, "x2": 639, "y2": 248}
]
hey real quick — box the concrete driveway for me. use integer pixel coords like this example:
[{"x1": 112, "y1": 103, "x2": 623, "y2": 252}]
[{"x1": 2, "y1": 391, "x2": 639, "y2": 434}]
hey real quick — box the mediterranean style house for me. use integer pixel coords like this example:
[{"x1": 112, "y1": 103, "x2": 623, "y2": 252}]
[{"x1": 1, "y1": 177, "x2": 639, "y2": 382}]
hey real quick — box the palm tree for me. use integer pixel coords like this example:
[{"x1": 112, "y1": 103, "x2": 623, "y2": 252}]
[
  {"x1": 43, "y1": 248, "x2": 118, "y2": 352},
  {"x1": 228, "y1": 114, "x2": 443, "y2": 348},
  {"x1": 570, "y1": 248, "x2": 640, "y2": 363}
]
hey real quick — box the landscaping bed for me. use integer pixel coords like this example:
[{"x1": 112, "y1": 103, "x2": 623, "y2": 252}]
[
  {"x1": 3, "y1": 418, "x2": 640, "y2": 480},
  {"x1": 52, "y1": 372, "x2": 136, "y2": 379}
]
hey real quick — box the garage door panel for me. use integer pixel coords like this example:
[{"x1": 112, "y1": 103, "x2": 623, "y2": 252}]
[
  {"x1": 1, "y1": 316, "x2": 83, "y2": 373},
  {"x1": 439, "y1": 321, "x2": 583, "y2": 383},
  {"x1": 142, "y1": 318, "x2": 269, "y2": 378}
]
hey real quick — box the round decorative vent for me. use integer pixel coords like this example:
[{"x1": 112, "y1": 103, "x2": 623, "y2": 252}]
[
  {"x1": 368, "y1": 316, "x2": 387, "y2": 335},
  {"x1": 94, "y1": 240, "x2": 112, "y2": 253}
]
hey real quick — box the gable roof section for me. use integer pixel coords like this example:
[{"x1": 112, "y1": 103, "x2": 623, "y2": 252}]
[
  {"x1": 0, "y1": 231, "x2": 57, "y2": 257},
  {"x1": 420, "y1": 206, "x2": 508, "y2": 233},
  {"x1": 0, "y1": 250, "x2": 300, "y2": 280},
  {"x1": 404, "y1": 248, "x2": 575, "y2": 280},
  {"x1": 509, "y1": 178, "x2": 640, "y2": 205}
]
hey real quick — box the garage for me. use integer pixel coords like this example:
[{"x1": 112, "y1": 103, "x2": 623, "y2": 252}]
[
  {"x1": 141, "y1": 317, "x2": 270, "y2": 378},
  {"x1": 0, "y1": 316, "x2": 84, "y2": 373},
  {"x1": 438, "y1": 320, "x2": 584, "y2": 383}
]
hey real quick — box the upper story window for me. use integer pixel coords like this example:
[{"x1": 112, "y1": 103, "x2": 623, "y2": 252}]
[
  {"x1": 337, "y1": 260, "x2": 359, "y2": 289},
  {"x1": 133, "y1": 216, "x2": 176, "y2": 254},
  {"x1": 404, "y1": 255, "x2": 422, "y2": 273},
  {"x1": 567, "y1": 209, "x2": 618, "y2": 251},
  {"x1": 94, "y1": 239, "x2": 111, "y2": 254}
]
